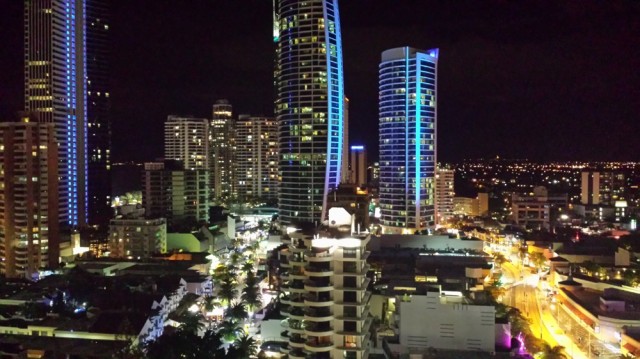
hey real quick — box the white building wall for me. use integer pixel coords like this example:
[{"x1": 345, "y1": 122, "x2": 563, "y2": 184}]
[{"x1": 399, "y1": 292, "x2": 495, "y2": 352}]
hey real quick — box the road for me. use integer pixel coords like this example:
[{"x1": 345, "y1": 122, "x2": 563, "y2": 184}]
[{"x1": 501, "y1": 261, "x2": 589, "y2": 359}]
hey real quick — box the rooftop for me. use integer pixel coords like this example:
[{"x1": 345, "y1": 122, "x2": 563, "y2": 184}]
[{"x1": 562, "y1": 287, "x2": 640, "y2": 321}]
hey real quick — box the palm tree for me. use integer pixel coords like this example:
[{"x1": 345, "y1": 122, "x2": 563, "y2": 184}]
[
  {"x1": 530, "y1": 252, "x2": 547, "y2": 272},
  {"x1": 226, "y1": 301, "x2": 249, "y2": 323},
  {"x1": 241, "y1": 282, "x2": 263, "y2": 314},
  {"x1": 199, "y1": 329, "x2": 226, "y2": 358},
  {"x1": 218, "y1": 276, "x2": 238, "y2": 309},
  {"x1": 217, "y1": 319, "x2": 244, "y2": 343},
  {"x1": 493, "y1": 253, "x2": 507, "y2": 267},
  {"x1": 538, "y1": 344, "x2": 568, "y2": 359},
  {"x1": 242, "y1": 261, "x2": 255, "y2": 274},
  {"x1": 487, "y1": 283, "x2": 506, "y2": 302},
  {"x1": 228, "y1": 333, "x2": 259, "y2": 359},
  {"x1": 179, "y1": 312, "x2": 205, "y2": 335}
]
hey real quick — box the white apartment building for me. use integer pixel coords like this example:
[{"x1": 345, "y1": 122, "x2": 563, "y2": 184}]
[
  {"x1": 164, "y1": 116, "x2": 209, "y2": 171},
  {"x1": 234, "y1": 115, "x2": 278, "y2": 200},
  {"x1": 388, "y1": 289, "x2": 495, "y2": 354},
  {"x1": 279, "y1": 223, "x2": 372, "y2": 359}
]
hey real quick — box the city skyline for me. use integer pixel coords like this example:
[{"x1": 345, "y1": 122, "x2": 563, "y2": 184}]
[{"x1": 1, "y1": 1, "x2": 640, "y2": 164}]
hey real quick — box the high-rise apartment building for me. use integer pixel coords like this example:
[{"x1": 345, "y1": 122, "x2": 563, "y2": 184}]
[
  {"x1": 234, "y1": 115, "x2": 279, "y2": 201},
  {"x1": 379, "y1": 47, "x2": 438, "y2": 234},
  {"x1": 581, "y1": 170, "x2": 626, "y2": 206},
  {"x1": 349, "y1": 145, "x2": 367, "y2": 187},
  {"x1": 164, "y1": 116, "x2": 209, "y2": 171},
  {"x1": 0, "y1": 119, "x2": 59, "y2": 278},
  {"x1": 86, "y1": 0, "x2": 111, "y2": 225},
  {"x1": 435, "y1": 168, "x2": 455, "y2": 225},
  {"x1": 210, "y1": 100, "x2": 235, "y2": 199},
  {"x1": 275, "y1": 0, "x2": 345, "y2": 224},
  {"x1": 25, "y1": 0, "x2": 110, "y2": 226},
  {"x1": 279, "y1": 225, "x2": 371, "y2": 359},
  {"x1": 141, "y1": 161, "x2": 209, "y2": 226}
]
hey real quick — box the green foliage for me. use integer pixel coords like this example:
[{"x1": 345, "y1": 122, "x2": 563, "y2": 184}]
[
  {"x1": 529, "y1": 252, "x2": 547, "y2": 269},
  {"x1": 493, "y1": 253, "x2": 507, "y2": 267},
  {"x1": 537, "y1": 343, "x2": 568, "y2": 359},
  {"x1": 218, "y1": 319, "x2": 244, "y2": 343},
  {"x1": 227, "y1": 333, "x2": 259, "y2": 359},
  {"x1": 179, "y1": 312, "x2": 205, "y2": 335},
  {"x1": 225, "y1": 302, "x2": 248, "y2": 323}
]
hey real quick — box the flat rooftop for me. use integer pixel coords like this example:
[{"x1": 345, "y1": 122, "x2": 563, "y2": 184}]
[{"x1": 562, "y1": 287, "x2": 640, "y2": 320}]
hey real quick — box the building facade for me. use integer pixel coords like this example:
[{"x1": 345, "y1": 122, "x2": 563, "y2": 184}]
[
  {"x1": 349, "y1": 146, "x2": 367, "y2": 187},
  {"x1": 275, "y1": 0, "x2": 345, "y2": 224},
  {"x1": 164, "y1": 116, "x2": 209, "y2": 171},
  {"x1": 24, "y1": 0, "x2": 87, "y2": 226},
  {"x1": 279, "y1": 226, "x2": 371, "y2": 359},
  {"x1": 581, "y1": 170, "x2": 626, "y2": 206},
  {"x1": 378, "y1": 47, "x2": 438, "y2": 234},
  {"x1": 109, "y1": 218, "x2": 167, "y2": 258},
  {"x1": 141, "y1": 161, "x2": 209, "y2": 227},
  {"x1": 341, "y1": 97, "x2": 350, "y2": 184},
  {"x1": 0, "y1": 119, "x2": 59, "y2": 278},
  {"x1": 326, "y1": 184, "x2": 370, "y2": 232},
  {"x1": 392, "y1": 290, "x2": 496, "y2": 353},
  {"x1": 210, "y1": 99, "x2": 235, "y2": 199},
  {"x1": 234, "y1": 115, "x2": 279, "y2": 201},
  {"x1": 85, "y1": 0, "x2": 111, "y2": 225},
  {"x1": 435, "y1": 168, "x2": 454, "y2": 225}
]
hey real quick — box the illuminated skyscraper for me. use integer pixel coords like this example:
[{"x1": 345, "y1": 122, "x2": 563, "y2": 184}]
[
  {"x1": 275, "y1": 0, "x2": 345, "y2": 224},
  {"x1": 349, "y1": 145, "x2": 367, "y2": 187},
  {"x1": 0, "y1": 119, "x2": 59, "y2": 278},
  {"x1": 210, "y1": 99, "x2": 235, "y2": 199},
  {"x1": 379, "y1": 47, "x2": 438, "y2": 234},
  {"x1": 164, "y1": 116, "x2": 209, "y2": 171},
  {"x1": 234, "y1": 115, "x2": 279, "y2": 201},
  {"x1": 24, "y1": 0, "x2": 110, "y2": 226},
  {"x1": 85, "y1": 0, "x2": 112, "y2": 225}
]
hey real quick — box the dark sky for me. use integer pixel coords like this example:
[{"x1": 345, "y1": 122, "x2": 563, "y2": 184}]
[{"x1": 1, "y1": 0, "x2": 639, "y2": 163}]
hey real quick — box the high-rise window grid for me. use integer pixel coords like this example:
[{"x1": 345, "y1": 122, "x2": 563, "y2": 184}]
[
  {"x1": 378, "y1": 47, "x2": 438, "y2": 233},
  {"x1": 276, "y1": 0, "x2": 345, "y2": 224}
]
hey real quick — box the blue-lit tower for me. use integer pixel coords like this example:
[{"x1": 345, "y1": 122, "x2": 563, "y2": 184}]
[
  {"x1": 379, "y1": 47, "x2": 438, "y2": 234},
  {"x1": 275, "y1": 0, "x2": 345, "y2": 225},
  {"x1": 25, "y1": 0, "x2": 89, "y2": 226}
]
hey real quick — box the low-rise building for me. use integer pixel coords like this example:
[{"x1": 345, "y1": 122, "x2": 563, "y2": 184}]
[
  {"x1": 383, "y1": 286, "x2": 497, "y2": 356},
  {"x1": 108, "y1": 218, "x2": 167, "y2": 258}
]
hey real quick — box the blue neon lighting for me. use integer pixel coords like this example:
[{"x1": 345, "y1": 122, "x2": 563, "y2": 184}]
[
  {"x1": 350, "y1": 145, "x2": 364, "y2": 151},
  {"x1": 415, "y1": 54, "x2": 422, "y2": 210},
  {"x1": 321, "y1": 0, "x2": 344, "y2": 219}
]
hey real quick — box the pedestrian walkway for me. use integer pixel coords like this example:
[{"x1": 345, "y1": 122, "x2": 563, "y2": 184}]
[{"x1": 536, "y1": 290, "x2": 588, "y2": 359}]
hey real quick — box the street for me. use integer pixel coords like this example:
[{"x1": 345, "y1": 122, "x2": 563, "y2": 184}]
[{"x1": 501, "y1": 261, "x2": 590, "y2": 358}]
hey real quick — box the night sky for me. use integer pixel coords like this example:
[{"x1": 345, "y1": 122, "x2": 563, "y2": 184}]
[{"x1": 1, "y1": 0, "x2": 639, "y2": 163}]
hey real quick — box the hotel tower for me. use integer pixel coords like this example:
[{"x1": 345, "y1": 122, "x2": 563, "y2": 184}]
[
  {"x1": 24, "y1": 0, "x2": 111, "y2": 226},
  {"x1": 378, "y1": 47, "x2": 439, "y2": 234},
  {"x1": 275, "y1": 0, "x2": 345, "y2": 225}
]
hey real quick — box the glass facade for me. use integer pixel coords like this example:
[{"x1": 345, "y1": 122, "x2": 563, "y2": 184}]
[
  {"x1": 86, "y1": 0, "x2": 111, "y2": 225},
  {"x1": 378, "y1": 47, "x2": 438, "y2": 233},
  {"x1": 24, "y1": 0, "x2": 95, "y2": 226},
  {"x1": 276, "y1": 0, "x2": 345, "y2": 225}
]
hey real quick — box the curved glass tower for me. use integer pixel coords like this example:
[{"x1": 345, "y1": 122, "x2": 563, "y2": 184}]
[
  {"x1": 276, "y1": 0, "x2": 345, "y2": 225},
  {"x1": 379, "y1": 47, "x2": 438, "y2": 234}
]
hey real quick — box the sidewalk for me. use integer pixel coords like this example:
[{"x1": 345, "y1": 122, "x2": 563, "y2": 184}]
[{"x1": 536, "y1": 290, "x2": 588, "y2": 359}]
